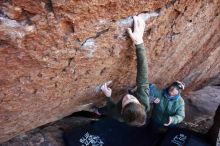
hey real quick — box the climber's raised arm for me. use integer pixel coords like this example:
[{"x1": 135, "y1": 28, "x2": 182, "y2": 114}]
[{"x1": 127, "y1": 16, "x2": 150, "y2": 111}]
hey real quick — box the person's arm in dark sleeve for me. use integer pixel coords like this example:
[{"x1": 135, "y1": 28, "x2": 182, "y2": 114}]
[
  {"x1": 135, "y1": 43, "x2": 150, "y2": 112},
  {"x1": 136, "y1": 43, "x2": 148, "y2": 86},
  {"x1": 98, "y1": 82, "x2": 115, "y2": 115},
  {"x1": 98, "y1": 96, "x2": 116, "y2": 115},
  {"x1": 127, "y1": 16, "x2": 150, "y2": 111}
]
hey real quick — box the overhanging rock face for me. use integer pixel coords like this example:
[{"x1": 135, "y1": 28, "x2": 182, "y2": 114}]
[{"x1": 0, "y1": 0, "x2": 220, "y2": 143}]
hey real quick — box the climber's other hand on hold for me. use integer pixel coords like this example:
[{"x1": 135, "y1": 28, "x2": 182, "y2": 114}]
[{"x1": 101, "y1": 83, "x2": 112, "y2": 97}]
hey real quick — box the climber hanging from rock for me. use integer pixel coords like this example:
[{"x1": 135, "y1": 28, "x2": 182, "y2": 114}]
[
  {"x1": 93, "y1": 16, "x2": 185, "y2": 128},
  {"x1": 92, "y1": 16, "x2": 150, "y2": 126}
]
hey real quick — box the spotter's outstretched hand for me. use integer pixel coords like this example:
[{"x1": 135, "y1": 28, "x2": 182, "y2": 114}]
[{"x1": 164, "y1": 117, "x2": 173, "y2": 126}]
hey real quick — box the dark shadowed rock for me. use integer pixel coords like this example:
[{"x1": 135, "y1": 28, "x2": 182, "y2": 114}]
[
  {"x1": 183, "y1": 86, "x2": 220, "y2": 133},
  {"x1": 0, "y1": 116, "x2": 96, "y2": 146},
  {"x1": 206, "y1": 104, "x2": 220, "y2": 145}
]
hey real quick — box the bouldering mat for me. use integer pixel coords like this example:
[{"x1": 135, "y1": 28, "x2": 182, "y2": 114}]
[
  {"x1": 63, "y1": 118, "x2": 161, "y2": 146},
  {"x1": 160, "y1": 128, "x2": 211, "y2": 146}
]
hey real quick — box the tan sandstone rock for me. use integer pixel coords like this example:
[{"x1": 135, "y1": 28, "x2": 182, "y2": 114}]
[{"x1": 0, "y1": 0, "x2": 219, "y2": 143}]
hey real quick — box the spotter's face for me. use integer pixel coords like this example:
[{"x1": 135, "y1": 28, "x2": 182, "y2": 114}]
[{"x1": 168, "y1": 86, "x2": 179, "y2": 96}]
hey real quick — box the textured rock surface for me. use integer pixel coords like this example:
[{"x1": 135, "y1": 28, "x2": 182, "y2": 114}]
[
  {"x1": 181, "y1": 86, "x2": 220, "y2": 133},
  {"x1": 185, "y1": 86, "x2": 220, "y2": 122},
  {"x1": 0, "y1": 0, "x2": 220, "y2": 143}
]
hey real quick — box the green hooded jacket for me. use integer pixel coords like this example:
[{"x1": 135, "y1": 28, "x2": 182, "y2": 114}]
[{"x1": 150, "y1": 84, "x2": 185, "y2": 125}]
